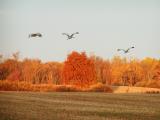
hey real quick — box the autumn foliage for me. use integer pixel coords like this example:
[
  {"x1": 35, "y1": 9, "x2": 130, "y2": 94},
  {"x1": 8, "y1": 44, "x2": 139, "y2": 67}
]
[
  {"x1": 0, "y1": 51, "x2": 160, "y2": 91},
  {"x1": 62, "y1": 51, "x2": 96, "y2": 88}
]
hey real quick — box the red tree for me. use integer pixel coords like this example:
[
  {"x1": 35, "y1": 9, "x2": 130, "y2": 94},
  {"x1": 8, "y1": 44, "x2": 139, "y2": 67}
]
[
  {"x1": 62, "y1": 51, "x2": 96, "y2": 88},
  {"x1": 7, "y1": 69, "x2": 21, "y2": 81}
]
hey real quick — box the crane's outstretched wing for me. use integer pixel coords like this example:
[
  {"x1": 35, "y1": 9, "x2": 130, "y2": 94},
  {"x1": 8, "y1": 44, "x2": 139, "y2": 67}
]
[
  {"x1": 62, "y1": 33, "x2": 70, "y2": 37},
  {"x1": 28, "y1": 33, "x2": 35, "y2": 38},
  {"x1": 71, "y1": 32, "x2": 79, "y2": 37},
  {"x1": 127, "y1": 46, "x2": 134, "y2": 51},
  {"x1": 36, "y1": 33, "x2": 42, "y2": 37},
  {"x1": 117, "y1": 46, "x2": 134, "y2": 53},
  {"x1": 29, "y1": 33, "x2": 42, "y2": 38},
  {"x1": 117, "y1": 49, "x2": 125, "y2": 52}
]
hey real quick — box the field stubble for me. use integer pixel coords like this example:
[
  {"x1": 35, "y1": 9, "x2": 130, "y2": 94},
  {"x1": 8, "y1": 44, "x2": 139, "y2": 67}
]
[{"x1": 0, "y1": 92, "x2": 160, "y2": 120}]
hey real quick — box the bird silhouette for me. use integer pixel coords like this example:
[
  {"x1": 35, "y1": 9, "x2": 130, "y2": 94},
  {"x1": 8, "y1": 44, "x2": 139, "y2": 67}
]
[
  {"x1": 117, "y1": 46, "x2": 134, "y2": 53},
  {"x1": 29, "y1": 33, "x2": 42, "y2": 38},
  {"x1": 62, "y1": 32, "x2": 79, "y2": 40}
]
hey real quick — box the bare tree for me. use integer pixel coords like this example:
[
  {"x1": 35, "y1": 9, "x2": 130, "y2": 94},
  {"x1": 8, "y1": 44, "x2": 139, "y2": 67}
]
[
  {"x1": 0, "y1": 54, "x2": 3, "y2": 63},
  {"x1": 12, "y1": 51, "x2": 20, "y2": 61}
]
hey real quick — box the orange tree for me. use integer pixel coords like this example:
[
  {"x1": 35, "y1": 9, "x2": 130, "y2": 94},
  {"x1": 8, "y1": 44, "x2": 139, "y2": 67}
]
[
  {"x1": 62, "y1": 51, "x2": 96, "y2": 88},
  {"x1": 0, "y1": 59, "x2": 21, "y2": 81},
  {"x1": 89, "y1": 55, "x2": 112, "y2": 85}
]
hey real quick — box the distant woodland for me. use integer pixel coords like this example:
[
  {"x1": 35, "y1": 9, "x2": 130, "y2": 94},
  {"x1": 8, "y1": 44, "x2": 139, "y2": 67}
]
[{"x1": 0, "y1": 51, "x2": 159, "y2": 91}]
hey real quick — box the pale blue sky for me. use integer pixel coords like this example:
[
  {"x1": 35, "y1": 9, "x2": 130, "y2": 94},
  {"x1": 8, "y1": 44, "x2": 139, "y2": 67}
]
[{"x1": 0, "y1": 0, "x2": 160, "y2": 62}]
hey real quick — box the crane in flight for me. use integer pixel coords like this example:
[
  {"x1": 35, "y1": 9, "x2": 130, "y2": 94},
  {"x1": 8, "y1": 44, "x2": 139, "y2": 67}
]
[
  {"x1": 62, "y1": 32, "x2": 79, "y2": 40},
  {"x1": 29, "y1": 33, "x2": 42, "y2": 38},
  {"x1": 117, "y1": 46, "x2": 135, "y2": 53}
]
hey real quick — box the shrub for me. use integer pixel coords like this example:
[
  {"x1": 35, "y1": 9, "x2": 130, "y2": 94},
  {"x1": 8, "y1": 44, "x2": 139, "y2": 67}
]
[
  {"x1": 146, "y1": 91, "x2": 160, "y2": 94},
  {"x1": 0, "y1": 81, "x2": 81, "y2": 92},
  {"x1": 135, "y1": 80, "x2": 160, "y2": 88},
  {"x1": 32, "y1": 84, "x2": 81, "y2": 92},
  {"x1": 54, "y1": 85, "x2": 80, "y2": 92},
  {"x1": 0, "y1": 80, "x2": 32, "y2": 91},
  {"x1": 87, "y1": 83, "x2": 113, "y2": 92}
]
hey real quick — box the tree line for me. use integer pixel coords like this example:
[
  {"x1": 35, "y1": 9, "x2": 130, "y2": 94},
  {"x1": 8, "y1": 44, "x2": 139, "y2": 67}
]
[{"x1": 0, "y1": 51, "x2": 159, "y2": 89}]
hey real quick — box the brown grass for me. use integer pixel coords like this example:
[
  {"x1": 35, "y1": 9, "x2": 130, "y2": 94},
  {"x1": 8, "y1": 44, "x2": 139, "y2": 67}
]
[
  {"x1": 86, "y1": 83, "x2": 113, "y2": 92},
  {"x1": 0, "y1": 81, "x2": 80, "y2": 92},
  {"x1": 0, "y1": 92, "x2": 160, "y2": 120},
  {"x1": 0, "y1": 81, "x2": 113, "y2": 92},
  {"x1": 0, "y1": 80, "x2": 32, "y2": 91},
  {"x1": 32, "y1": 84, "x2": 80, "y2": 92},
  {"x1": 1, "y1": 80, "x2": 160, "y2": 93},
  {"x1": 112, "y1": 86, "x2": 160, "y2": 93},
  {"x1": 146, "y1": 90, "x2": 160, "y2": 94},
  {"x1": 135, "y1": 80, "x2": 160, "y2": 88}
]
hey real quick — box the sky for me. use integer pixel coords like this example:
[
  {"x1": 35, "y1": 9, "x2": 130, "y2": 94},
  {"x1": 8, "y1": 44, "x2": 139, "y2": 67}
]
[{"x1": 0, "y1": 0, "x2": 160, "y2": 62}]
